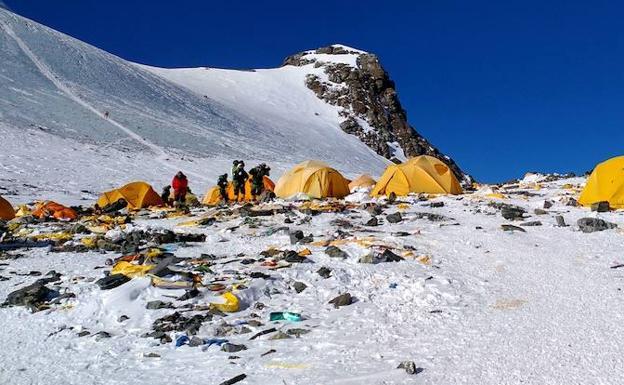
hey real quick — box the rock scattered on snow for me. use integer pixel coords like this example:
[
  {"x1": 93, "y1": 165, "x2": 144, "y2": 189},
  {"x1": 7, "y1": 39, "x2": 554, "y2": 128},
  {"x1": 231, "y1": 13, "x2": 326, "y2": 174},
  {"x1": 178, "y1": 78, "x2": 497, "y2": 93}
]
[
  {"x1": 329, "y1": 292, "x2": 353, "y2": 308},
  {"x1": 577, "y1": 218, "x2": 617, "y2": 233},
  {"x1": 386, "y1": 212, "x2": 403, "y2": 223}
]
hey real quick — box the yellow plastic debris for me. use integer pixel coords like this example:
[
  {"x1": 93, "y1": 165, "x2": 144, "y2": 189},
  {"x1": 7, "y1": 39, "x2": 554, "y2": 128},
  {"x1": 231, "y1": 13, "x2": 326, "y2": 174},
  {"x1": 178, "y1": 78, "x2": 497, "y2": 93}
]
[
  {"x1": 146, "y1": 248, "x2": 163, "y2": 258},
  {"x1": 15, "y1": 205, "x2": 31, "y2": 218},
  {"x1": 397, "y1": 203, "x2": 410, "y2": 210},
  {"x1": 298, "y1": 248, "x2": 312, "y2": 256},
  {"x1": 417, "y1": 255, "x2": 432, "y2": 265},
  {"x1": 112, "y1": 261, "x2": 155, "y2": 278},
  {"x1": 80, "y1": 237, "x2": 98, "y2": 248},
  {"x1": 211, "y1": 292, "x2": 240, "y2": 313}
]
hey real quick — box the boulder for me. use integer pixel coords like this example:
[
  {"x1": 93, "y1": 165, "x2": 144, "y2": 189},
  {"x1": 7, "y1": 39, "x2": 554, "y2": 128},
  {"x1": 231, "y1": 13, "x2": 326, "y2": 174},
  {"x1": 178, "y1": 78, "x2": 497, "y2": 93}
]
[
  {"x1": 386, "y1": 212, "x2": 402, "y2": 223},
  {"x1": 577, "y1": 218, "x2": 617, "y2": 233}
]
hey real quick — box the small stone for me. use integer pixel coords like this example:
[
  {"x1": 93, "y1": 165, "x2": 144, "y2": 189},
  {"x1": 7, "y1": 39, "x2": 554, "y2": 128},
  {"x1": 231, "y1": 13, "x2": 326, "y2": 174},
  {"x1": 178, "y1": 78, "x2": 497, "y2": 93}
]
[
  {"x1": 430, "y1": 201, "x2": 444, "y2": 208},
  {"x1": 284, "y1": 250, "x2": 307, "y2": 263},
  {"x1": 380, "y1": 249, "x2": 403, "y2": 262},
  {"x1": 188, "y1": 336, "x2": 205, "y2": 347},
  {"x1": 386, "y1": 212, "x2": 402, "y2": 223},
  {"x1": 77, "y1": 330, "x2": 90, "y2": 337},
  {"x1": 118, "y1": 315, "x2": 130, "y2": 322},
  {"x1": 325, "y1": 245, "x2": 348, "y2": 259},
  {"x1": 289, "y1": 230, "x2": 304, "y2": 245},
  {"x1": 501, "y1": 206, "x2": 525, "y2": 221},
  {"x1": 397, "y1": 361, "x2": 423, "y2": 375},
  {"x1": 94, "y1": 331, "x2": 111, "y2": 340},
  {"x1": 143, "y1": 352, "x2": 160, "y2": 358},
  {"x1": 221, "y1": 343, "x2": 247, "y2": 353},
  {"x1": 269, "y1": 331, "x2": 292, "y2": 340},
  {"x1": 501, "y1": 224, "x2": 526, "y2": 232},
  {"x1": 146, "y1": 300, "x2": 173, "y2": 310},
  {"x1": 591, "y1": 201, "x2": 610, "y2": 212},
  {"x1": 329, "y1": 292, "x2": 353, "y2": 308},
  {"x1": 534, "y1": 208, "x2": 548, "y2": 215},
  {"x1": 520, "y1": 221, "x2": 542, "y2": 227},
  {"x1": 543, "y1": 200, "x2": 553, "y2": 209},
  {"x1": 317, "y1": 267, "x2": 332, "y2": 279},
  {"x1": 555, "y1": 215, "x2": 567, "y2": 227},
  {"x1": 293, "y1": 281, "x2": 307, "y2": 293},
  {"x1": 286, "y1": 328, "x2": 310, "y2": 337},
  {"x1": 365, "y1": 217, "x2": 379, "y2": 226}
]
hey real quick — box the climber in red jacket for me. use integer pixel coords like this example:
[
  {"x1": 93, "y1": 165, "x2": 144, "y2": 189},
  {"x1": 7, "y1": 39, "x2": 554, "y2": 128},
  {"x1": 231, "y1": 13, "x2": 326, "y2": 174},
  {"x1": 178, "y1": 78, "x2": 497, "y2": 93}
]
[{"x1": 171, "y1": 171, "x2": 188, "y2": 204}]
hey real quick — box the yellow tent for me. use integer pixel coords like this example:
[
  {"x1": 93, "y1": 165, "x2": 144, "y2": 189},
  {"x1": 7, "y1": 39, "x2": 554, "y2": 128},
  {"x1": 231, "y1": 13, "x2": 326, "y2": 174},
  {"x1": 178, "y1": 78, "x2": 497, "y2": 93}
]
[
  {"x1": 97, "y1": 181, "x2": 163, "y2": 210},
  {"x1": 348, "y1": 174, "x2": 377, "y2": 191},
  {"x1": 274, "y1": 160, "x2": 350, "y2": 199},
  {"x1": 203, "y1": 176, "x2": 275, "y2": 205},
  {"x1": 0, "y1": 195, "x2": 15, "y2": 220},
  {"x1": 578, "y1": 156, "x2": 624, "y2": 209},
  {"x1": 371, "y1": 155, "x2": 463, "y2": 196}
]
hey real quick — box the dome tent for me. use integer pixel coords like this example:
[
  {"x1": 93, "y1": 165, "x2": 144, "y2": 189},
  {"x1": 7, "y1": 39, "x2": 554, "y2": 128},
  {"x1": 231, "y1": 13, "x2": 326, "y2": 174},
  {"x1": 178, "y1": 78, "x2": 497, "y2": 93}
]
[
  {"x1": 578, "y1": 156, "x2": 624, "y2": 209},
  {"x1": 97, "y1": 181, "x2": 163, "y2": 210},
  {"x1": 274, "y1": 160, "x2": 350, "y2": 199},
  {"x1": 371, "y1": 155, "x2": 462, "y2": 196}
]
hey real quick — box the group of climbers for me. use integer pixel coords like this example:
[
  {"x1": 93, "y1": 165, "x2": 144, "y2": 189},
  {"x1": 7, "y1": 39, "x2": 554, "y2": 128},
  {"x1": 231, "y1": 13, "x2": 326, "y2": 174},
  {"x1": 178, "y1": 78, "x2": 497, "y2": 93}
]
[{"x1": 216, "y1": 161, "x2": 272, "y2": 204}]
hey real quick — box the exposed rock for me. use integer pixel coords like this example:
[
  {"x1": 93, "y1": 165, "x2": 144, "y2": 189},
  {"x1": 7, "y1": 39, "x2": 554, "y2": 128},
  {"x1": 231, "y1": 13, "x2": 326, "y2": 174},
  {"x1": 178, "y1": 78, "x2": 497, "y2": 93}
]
[
  {"x1": 397, "y1": 361, "x2": 424, "y2": 375},
  {"x1": 591, "y1": 201, "x2": 610, "y2": 212},
  {"x1": 325, "y1": 245, "x2": 348, "y2": 259},
  {"x1": 501, "y1": 224, "x2": 526, "y2": 233},
  {"x1": 293, "y1": 281, "x2": 307, "y2": 293},
  {"x1": 2, "y1": 280, "x2": 59, "y2": 311},
  {"x1": 289, "y1": 230, "x2": 304, "y2": 245},
  {"x1": 282, "y1": 45, "x2": 469, "y2": 184},
  {"x1": 221, "y1": 343, "x2": 247, "y2": 353},
  {"x1": 534, "y1": 208, "x2": 548, "y2": 215},
  {"x1": 317, "y1": 267, "x2": 332, "y2": 279},
  {"x1": 386, "y1": 212, "x2": 402, "y2": 223},
  {"x1": 365, "y1": 217, "x2": 379, "y2": 226},
  {"x1": 269, "y1": 331, "x2": 292, "y2": 340},
  {"x1": 500, "y1": 205, "x2": 526, "y2": 221},
  {"x1": 329, "y1": 292, "x2": 353, "y2": 308},
  {"x1": 146, "y1": 300, "x2": 174, "y2": 310},
  {"x1": 520, "y1": 221, "x2": 542, "y2": 227},
  {"x1": 555, "y1": 215, "x2": 567, "y2": 227},
  {"x1": 287, "y1": 328, "x2": 311, "y2": 337},
  {"x1": 543, "y1": 200, "x2": 553, "y2": 209},
  {"x1": 577, "y1": 218, "x2": 617, "y2": 233}
]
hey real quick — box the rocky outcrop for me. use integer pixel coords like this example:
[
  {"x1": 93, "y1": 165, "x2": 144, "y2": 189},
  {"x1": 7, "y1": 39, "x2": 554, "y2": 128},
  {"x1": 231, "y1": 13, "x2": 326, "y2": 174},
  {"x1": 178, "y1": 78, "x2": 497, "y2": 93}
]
[{"x1": 282, "y1": 44, "x2": 470, "y2": 183}]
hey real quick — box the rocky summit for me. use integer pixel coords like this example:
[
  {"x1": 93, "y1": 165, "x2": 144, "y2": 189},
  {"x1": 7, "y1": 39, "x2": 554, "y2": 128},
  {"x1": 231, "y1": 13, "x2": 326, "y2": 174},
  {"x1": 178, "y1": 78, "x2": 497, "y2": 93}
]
[{"x1": 283, "y1": 44, "x2": 469, "y2": 183}]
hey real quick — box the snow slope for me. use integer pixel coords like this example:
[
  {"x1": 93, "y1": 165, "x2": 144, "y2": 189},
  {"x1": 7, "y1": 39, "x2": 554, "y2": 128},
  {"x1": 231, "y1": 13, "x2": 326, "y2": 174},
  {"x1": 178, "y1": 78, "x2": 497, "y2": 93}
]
[
  {"x1": 0, "y1": 8, "x2": 388, "y2": 204},
  {"x1": 1, "y1": 179, "x2": 624, "y2": 384}
]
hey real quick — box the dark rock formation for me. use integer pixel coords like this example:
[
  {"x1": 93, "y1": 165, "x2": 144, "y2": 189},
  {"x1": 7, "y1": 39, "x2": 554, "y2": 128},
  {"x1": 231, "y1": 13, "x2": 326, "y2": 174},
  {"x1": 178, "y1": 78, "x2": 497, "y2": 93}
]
[{"x1": 283, "y1": 44, "x2": 469, "y2": 183}]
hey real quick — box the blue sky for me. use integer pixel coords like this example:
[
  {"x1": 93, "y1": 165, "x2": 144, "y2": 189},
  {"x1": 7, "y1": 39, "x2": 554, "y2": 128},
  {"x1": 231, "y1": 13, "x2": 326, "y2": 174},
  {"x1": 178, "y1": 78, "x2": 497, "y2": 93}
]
[{"x1": 5, "y1": 0, "x2": 624, "y2": 182}]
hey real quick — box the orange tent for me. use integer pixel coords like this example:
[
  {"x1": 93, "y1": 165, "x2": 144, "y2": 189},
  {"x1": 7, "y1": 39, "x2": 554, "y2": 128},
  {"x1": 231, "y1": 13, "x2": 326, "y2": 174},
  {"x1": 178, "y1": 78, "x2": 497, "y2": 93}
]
[
  {"x1": 33, "y1": 201, "x2": 77, "y2": 221},
  {"x1": 203, "y1": 176, "x2": 274, "y2": 205},
  {"x1": 0, "y1": 195, "x2": 15, "y2": 220}
]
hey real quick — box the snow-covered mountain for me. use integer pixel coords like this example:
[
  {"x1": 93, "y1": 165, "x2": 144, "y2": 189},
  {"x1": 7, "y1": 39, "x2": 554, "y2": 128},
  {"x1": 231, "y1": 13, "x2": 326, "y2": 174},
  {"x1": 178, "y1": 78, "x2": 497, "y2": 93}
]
[{"x1": 0, "y1": 8, "x2": 465, "y2": 203}]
